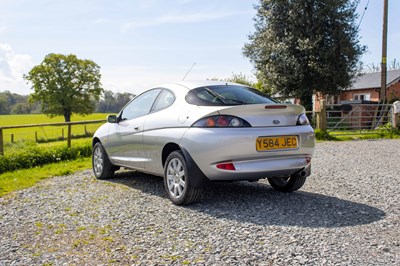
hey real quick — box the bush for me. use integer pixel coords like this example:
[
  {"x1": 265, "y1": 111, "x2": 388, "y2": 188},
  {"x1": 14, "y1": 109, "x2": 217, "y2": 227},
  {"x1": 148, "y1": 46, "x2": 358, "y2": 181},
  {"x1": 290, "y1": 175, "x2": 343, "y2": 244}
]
[
  {"x1": 0, "y1": 144, "x2": 92, "y2": 174},
  {"x1": 314, "y1": 130, "x2": 337, "y2": 141}
]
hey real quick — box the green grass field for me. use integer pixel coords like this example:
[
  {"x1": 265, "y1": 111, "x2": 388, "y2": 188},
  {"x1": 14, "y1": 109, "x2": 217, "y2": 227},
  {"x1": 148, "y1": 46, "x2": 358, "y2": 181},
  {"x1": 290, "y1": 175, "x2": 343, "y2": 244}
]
[
  {"x1": 0, "y1": 113, "x2": 108, "y2": 147},
  {"x1": 0, "y1": 114, "x2": 110, "y2": 196},
  {"x1": 0, "y1": 157, "x2": 92, "y2": 197}
]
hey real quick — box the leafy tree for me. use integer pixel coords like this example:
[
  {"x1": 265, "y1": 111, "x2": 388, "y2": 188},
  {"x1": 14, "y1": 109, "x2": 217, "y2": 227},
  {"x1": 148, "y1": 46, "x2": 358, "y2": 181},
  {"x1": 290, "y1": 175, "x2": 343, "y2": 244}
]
[
  {"x1": 0, "y1": 91, "x2": 30, "y2": 114},
  {"x1": 243, "y1": 0, "x2": 365, "y2": 111},
  {"x1": 225, "y1": 72, "x2": 255, "y2": 87},
  {"x1": 97, "y1": 90, "x2": 116, "y2": 113},
  {"x1": 24, "y1": 53, "x2": 103, "y2": 122},
  {"x1": 96, "y1": 90, "x2": 134, "y2": 113},
  {"x1": 10, "y1": 103, "x2": 31, "y2": 114},
  {"x1": 115, "y1": 92, "x2": 134, "y2": 110},
  {"x1": 0, "y1": 94, "x2": 10, "y2": 114}
]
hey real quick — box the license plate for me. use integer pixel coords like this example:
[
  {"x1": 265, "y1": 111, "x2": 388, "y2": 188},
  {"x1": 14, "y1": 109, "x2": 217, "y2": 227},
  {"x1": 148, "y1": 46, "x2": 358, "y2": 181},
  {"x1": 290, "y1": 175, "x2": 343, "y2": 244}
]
[{"x1": 256, "y1": 136, "x2": 298, "y2": 151}]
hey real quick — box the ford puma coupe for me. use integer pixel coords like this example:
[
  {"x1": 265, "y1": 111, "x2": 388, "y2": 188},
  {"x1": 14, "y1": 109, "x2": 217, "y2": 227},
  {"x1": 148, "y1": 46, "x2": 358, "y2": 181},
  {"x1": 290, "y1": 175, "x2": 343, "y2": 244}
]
[{"x1": 92, "y1": 81, "x2": 315, "y2": 205}]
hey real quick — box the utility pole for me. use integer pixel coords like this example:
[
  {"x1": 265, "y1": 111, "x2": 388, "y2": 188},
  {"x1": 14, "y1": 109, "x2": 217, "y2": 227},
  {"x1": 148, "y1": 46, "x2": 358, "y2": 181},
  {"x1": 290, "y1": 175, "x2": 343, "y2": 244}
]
[{"x1": 380, "y1": 0, "x2": 388, "y2": 102}]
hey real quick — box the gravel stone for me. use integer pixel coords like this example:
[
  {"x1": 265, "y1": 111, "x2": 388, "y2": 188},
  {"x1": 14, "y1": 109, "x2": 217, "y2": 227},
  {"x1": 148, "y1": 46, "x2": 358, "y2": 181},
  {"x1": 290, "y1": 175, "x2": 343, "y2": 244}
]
[{"x1": 1, "y1": 139, "x2": 400, "y2": 265}]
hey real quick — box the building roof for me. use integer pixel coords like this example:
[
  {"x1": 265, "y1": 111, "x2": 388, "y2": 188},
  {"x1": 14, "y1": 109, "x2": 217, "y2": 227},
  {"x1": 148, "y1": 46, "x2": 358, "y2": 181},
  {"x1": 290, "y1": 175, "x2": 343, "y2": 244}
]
[{"x1": 350, "y1": 69, "x2": 400, "y2": 90}]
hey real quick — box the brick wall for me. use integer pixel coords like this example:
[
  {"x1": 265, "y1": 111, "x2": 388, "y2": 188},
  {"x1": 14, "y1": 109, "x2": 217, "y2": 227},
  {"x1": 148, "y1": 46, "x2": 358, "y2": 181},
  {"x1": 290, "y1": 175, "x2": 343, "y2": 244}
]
[{"x1": 387, "y1": 82, "x2": 400, "y2": 100}]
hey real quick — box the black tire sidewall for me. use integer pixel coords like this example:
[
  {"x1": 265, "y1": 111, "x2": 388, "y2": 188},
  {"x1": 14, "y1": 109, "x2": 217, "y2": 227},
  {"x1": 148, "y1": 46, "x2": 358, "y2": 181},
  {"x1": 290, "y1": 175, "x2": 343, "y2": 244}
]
[{"x1": 268, "y1": 175, "x2": 306, "y2": 192}]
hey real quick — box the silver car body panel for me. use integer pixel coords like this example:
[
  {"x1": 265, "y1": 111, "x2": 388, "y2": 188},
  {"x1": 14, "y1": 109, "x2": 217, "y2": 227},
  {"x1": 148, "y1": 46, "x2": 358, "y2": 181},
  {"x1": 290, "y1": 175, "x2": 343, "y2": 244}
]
[
  {"x1": 179, "y1": 126, "x2": 314, "y2": 180},
  {"x1": 93, "y1": 81, "x2": 315, "y2": 181}
]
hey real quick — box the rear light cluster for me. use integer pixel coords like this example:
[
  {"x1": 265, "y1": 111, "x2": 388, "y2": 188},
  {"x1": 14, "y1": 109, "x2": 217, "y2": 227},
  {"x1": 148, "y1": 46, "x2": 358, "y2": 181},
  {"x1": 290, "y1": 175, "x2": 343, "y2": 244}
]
[
  {"x1": 297, "y1": 113, "x2": 310, "y2": 125},
  {"x1": 192, "y1": 115, "x2": 251, "y2": 128}
]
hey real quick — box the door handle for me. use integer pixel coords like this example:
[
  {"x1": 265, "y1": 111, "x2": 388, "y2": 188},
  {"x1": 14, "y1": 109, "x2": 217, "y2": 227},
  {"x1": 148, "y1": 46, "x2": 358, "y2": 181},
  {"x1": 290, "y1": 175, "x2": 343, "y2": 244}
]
[{"x1": 134, "y1": 126, "x2": 140, "y2": 131}]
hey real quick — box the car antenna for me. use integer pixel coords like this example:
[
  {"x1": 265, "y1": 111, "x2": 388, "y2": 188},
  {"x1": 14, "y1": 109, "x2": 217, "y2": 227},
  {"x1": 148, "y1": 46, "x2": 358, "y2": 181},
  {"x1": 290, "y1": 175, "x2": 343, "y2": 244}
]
[{"x1": 182, "y1": 62, "x2": 196, "y2": 81}]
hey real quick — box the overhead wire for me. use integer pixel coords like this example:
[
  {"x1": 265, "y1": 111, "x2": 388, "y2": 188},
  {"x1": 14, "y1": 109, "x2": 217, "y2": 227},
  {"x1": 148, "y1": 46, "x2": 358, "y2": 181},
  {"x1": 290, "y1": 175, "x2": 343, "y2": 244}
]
[{"x1": 357, "y1": 0, "x2": 371, "y2": 29}]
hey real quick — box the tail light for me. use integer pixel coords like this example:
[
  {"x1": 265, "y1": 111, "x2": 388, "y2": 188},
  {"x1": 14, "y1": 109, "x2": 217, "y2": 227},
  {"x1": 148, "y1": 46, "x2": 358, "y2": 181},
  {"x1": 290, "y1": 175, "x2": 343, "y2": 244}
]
[
  {"x1": 297, "y1": 113, "x2": 310, "y2": 125},
  {"x1": 216, "y1": 162, "x2": 236, "y2": 171},
  {"x1": 192, "y1": 115, "x2": 251, "y2": 128}
]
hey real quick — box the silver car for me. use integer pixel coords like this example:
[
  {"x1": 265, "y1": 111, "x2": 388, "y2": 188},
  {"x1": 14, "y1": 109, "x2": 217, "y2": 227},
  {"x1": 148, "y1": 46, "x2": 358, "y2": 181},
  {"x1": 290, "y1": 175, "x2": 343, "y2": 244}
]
[{"x1": 92, "y1": 81, "x2": 315, "y2": 205}]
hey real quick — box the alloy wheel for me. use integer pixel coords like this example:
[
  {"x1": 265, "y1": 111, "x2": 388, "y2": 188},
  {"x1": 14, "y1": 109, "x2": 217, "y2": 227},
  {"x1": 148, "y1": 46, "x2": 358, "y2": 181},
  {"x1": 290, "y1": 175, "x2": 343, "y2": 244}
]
[
  {"x1": 166, "y1": 158, "x2": 186, "y2": 199},
  {"x1": 93, "y1": 146, "x2": 104, "y2": 176}
]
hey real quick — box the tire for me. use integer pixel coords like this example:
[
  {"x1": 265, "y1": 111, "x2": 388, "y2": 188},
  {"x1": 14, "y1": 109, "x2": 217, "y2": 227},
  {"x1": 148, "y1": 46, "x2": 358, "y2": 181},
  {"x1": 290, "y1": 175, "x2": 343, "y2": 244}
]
[
  {"x1": 267, "y1": 174, "x2": 307, "y2": 192},
  {"x1": 92, "y1": 142, "x2": 116, "y2": 179},
  {"x1": 164, "y1": 151, "x2": 202, "y2": 205}
]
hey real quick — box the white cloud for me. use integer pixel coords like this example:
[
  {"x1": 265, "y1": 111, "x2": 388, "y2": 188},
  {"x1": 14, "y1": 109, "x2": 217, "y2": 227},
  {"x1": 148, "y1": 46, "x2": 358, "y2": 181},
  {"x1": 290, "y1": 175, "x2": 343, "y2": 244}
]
[
  {"x1": 121, "y1": 10, "x2": 251, "y2": 32},
  {"x1": 0, "y1": 43, "x2": 34, "y2": 95}
]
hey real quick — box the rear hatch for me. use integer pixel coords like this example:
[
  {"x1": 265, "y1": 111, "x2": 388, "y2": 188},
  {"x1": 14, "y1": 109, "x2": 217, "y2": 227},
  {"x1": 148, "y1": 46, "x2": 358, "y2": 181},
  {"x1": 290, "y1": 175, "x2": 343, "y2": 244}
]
[{"x1": 216, "y1": 104, "x2": 305, "y2": 127}]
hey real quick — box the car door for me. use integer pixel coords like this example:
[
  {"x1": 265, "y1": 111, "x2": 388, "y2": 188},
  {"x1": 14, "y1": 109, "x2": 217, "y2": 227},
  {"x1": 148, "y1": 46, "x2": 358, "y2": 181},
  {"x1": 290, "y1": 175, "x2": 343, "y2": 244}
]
[
  {"x1": 106, "y1": 88, "x2": 162, "y2": 170},
  {"x1": 142, "y1": 88, "x2": 178, "y2": 173}
]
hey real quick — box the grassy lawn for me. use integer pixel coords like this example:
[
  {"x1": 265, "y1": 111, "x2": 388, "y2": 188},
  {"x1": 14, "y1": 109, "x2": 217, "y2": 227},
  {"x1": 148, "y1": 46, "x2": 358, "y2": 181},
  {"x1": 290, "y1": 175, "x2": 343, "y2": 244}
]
[
  {"x1": 315, "y1": 128, "x2": 400, "y2": 141},
  {"x1": 0, "y1": 114, "x2": 104, "y2": 197},
  {"x1": 0, "y1": 157, "x2": 92, "y2": 197},
  {"x1": 0, "y1": 113, "x2": 108, "y2": 145}
]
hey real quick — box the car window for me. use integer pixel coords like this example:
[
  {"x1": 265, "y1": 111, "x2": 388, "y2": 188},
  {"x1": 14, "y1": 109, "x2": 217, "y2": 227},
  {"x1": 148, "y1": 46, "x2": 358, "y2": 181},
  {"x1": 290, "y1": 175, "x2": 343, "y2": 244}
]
[
  {"x1": 185, "y1": 85, "x2": 278, "y2": 106},
  {"x1": 151, "y1": 89, "x2": 176, "y2": 113},
  {"x1": 120, "y1": 89, "x2": 161, "y2": 120}
]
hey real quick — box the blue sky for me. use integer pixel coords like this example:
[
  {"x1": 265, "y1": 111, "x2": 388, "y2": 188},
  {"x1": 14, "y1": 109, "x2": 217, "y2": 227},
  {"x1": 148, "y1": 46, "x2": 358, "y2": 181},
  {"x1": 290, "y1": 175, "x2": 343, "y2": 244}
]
[{"x1": 0, "y1": 0, "x2": 399, "y2": 95}]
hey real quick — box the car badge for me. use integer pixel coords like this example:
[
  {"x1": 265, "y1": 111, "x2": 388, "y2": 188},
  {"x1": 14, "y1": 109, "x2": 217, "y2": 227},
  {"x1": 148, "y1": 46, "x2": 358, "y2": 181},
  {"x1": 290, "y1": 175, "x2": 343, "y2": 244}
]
[{"x1": 273, "y1": 120, "x2": 280, "y2": 125}]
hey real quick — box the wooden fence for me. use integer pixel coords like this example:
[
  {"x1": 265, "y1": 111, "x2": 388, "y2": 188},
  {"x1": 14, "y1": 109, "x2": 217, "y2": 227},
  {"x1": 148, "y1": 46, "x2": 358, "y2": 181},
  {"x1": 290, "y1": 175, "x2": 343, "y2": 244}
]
[{"x1": 0, "y1": 119, "x2": 105, "y2": 155}]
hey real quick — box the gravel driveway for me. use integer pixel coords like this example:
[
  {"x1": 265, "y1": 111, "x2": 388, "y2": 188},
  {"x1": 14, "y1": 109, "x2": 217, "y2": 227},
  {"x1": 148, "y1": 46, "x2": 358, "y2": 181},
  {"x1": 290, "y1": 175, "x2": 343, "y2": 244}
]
[{"x1": 1, "y1": 139, "x2": 399, "y2": 265}]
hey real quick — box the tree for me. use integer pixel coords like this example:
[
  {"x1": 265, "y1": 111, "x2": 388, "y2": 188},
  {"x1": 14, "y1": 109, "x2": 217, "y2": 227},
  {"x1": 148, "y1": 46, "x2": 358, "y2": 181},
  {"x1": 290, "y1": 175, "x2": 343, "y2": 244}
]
[
  {"x1": 0, "y1": 91, "x2": 30, "y2": 114},
  {"x1": 96, "y1": 90, "x2": 134, "y2": 113},
  {"x1": 243, "y1": 0, "x2": 365, "y2": 111},
  {"x1": 10, "y1": 103, "x2": 31, "y2": 114},
  {"x1": 0, "y1": 94, "x2": 10, "y2": 114},
  {"x1": 225, "y1": 72, "x2": 255, "y2": 87},
  {"x1": 24, "y1": 53, "x2": 103, "y2": 122}
]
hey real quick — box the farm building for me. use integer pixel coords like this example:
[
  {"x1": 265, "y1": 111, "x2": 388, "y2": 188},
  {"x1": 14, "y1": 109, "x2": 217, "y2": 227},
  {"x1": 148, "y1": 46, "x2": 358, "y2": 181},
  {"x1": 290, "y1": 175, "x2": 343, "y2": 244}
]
[{"x1": 314, "y1": 69, "x2": 400, "y2": 111}]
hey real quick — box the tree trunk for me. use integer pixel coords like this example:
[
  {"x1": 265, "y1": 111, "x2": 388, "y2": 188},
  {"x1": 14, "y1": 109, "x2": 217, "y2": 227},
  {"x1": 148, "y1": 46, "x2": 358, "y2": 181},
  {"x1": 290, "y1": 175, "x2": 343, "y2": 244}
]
[
  {"x1": 299, "y1": 92, "x2": 313, "y2": 113},
  {"x1": 64, "y1": 112, "x2": 71, "y2": 122}
]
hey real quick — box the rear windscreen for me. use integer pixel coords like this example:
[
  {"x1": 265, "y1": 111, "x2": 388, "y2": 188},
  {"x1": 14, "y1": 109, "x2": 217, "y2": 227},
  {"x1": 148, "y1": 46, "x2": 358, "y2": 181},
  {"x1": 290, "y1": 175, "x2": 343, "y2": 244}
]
[{"x1": 185, "y1": 85, "x2": 278, "y2": 106}]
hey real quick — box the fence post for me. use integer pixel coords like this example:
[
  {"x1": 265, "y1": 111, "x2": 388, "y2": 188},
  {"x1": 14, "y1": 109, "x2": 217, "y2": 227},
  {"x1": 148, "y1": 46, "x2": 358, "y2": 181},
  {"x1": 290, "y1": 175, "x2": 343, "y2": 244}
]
[
  {"x1": 316, "y1": 110, "x2": 321, "y2": 130},
  {"x1": 317, "y1": 100, "x2": 327, "y2": 131},
  {"x1": 0, "y1": 128, "x2": 3, "y2": 155},
  {"x1": 392, "y1": 101, "x2": 400, "y2": 128},
  {"x1": 321, "y1": 100, "x2": 327, "y2": 131},
  {"x1": 35, "y1": 132, "x2": 38, "y2": 142},
  {"x1": 11, "y1": 134, "x2": 14, "y2": 143},
  {"x1": 67, "y1": 124, "x2": 72, "y2": 148}
]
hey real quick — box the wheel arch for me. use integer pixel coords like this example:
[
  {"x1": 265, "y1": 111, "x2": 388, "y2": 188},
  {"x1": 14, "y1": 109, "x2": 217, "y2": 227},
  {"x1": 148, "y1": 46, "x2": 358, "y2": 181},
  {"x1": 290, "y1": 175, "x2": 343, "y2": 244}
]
[
  {"x1": 162, "y1": 143, "x2": 210, "y2": 188},
  {"x1": 162, "y1": 143, "x2": 181, "y2": 167},
  {"x1": 92, "y1": 137, "x2": 101, "y2": 148}
]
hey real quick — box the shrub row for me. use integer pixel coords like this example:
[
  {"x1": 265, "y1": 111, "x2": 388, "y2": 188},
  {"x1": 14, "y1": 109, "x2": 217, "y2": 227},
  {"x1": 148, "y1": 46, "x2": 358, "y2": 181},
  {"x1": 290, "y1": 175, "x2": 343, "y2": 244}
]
[
  {"x1": 36, "y1": 132, "x2": 94, "y2": 143},
  {"x1": 0, "y1": 145, "x2": 92, "y2": 174}
]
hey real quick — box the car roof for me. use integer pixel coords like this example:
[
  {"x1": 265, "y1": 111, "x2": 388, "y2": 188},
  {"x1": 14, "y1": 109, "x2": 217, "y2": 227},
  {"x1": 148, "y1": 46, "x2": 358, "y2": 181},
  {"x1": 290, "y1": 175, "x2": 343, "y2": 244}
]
[{"x1": 170, "y1": 80, "x2": 244, "y2": 90}]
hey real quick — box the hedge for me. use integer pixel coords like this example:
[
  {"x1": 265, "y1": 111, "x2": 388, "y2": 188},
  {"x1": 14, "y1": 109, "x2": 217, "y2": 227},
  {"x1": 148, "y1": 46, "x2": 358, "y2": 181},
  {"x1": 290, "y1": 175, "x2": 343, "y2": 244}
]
[{"x1": 0, "y1": 145, "x2": 92, "y2": 174}]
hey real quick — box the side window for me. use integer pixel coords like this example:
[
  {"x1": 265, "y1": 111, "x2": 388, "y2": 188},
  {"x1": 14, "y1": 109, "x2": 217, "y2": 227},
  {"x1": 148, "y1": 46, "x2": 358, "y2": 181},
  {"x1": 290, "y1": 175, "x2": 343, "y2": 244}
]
[
  {"x1": 120, "y1": 89, "x2": 161, "y2": 120},
  {"x1": 152, "y1": 89, "x2": 176, "y2": 112}
]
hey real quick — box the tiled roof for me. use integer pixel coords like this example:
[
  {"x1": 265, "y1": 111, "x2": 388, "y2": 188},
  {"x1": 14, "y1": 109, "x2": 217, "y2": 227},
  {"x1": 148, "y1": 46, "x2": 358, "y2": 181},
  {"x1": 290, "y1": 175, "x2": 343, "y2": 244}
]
[{"x1": 349, "y1": 69, "x2": 400, "y2": 90}]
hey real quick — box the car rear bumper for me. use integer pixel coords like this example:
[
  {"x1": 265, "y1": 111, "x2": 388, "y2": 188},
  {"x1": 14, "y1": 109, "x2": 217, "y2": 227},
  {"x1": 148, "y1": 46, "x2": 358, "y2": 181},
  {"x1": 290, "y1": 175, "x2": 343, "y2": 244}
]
[{"x1": 179, "y1": 125, "x2": 315, "y2": 181}]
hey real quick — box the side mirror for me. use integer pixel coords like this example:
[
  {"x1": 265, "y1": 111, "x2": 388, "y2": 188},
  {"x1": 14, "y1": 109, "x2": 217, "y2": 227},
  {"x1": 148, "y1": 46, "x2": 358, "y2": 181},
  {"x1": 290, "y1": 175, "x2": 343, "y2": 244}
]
[{"x1": 107, "y1": 115, "x2": 118, "y2": 123}]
